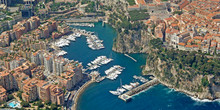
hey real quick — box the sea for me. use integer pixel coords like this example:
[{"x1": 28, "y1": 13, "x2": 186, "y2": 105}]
[{"x1": 62, "y1": 22, "x2": 220, "y2": 110}]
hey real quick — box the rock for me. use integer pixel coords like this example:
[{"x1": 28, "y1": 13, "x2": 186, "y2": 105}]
[
  {"x1": 143, "y1": 53, "x2": 220, "y2": 100},
  {"x1": 112, "y1": 30, "x2": 152, "y2": 53}
]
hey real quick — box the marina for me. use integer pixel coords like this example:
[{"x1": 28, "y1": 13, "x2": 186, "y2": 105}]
[
  {"x1": 105, "y1": 65, "x2": 125, "y2": 80},
  {"x1": 87, "y1": 56, "x2": 113, "y2": 70},
  {"x1": 72, "y1": 28, "x2": 105, "y2": 50},
  {"x1": 54, "y1": 38, "x2": 71, "y2": 47},
  {"x1": 52, "y1": 32, "x2": 82, "y2": 48},
  {"x1": 66, "y1": 23, "x2": 95, "y2": 27},
  {"x1": 62, "y1": 23, "x2": 219, "y2": 110},
  {"x1": 133, "y1": 75, "x2": 148, "y2": 83},
  {"x1": 56, "y1": 50, "x2": 68, "y2": 57},
  {"x1": 109, "y1": 82, "x2": 140, "y2": 96}
]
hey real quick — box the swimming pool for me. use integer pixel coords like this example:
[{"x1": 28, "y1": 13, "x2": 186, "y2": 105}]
[{"x1": 8, "y1": 101, "x2": 21, "y2": 108}]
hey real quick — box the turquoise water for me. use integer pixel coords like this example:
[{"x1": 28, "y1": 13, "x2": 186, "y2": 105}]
[
  {"x1": 8, "y1": 101, "x2": 18, "y2": 108},
  {"x1": 63, "y1": 22, "x2": 220, "y2": 110}
]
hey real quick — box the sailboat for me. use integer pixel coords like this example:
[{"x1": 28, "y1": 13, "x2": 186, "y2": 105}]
[{"x1": 109, "y1": 79, "x2": 126, "y2": 95}]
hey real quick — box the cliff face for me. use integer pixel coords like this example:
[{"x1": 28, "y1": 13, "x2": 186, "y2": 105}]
[
  {"x1": 112, "y1": 30, "x2": 153, "y2": 53},
  {"x1": 143, "y1": 52, "x2": 220, "y2": 100}
]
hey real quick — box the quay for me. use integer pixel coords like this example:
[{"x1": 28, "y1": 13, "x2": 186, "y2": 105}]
[
  {"x1": 124, "y1": 54, "x2": 137, "y2": 62},
  {"x1": 72, "y1": 80, "x2": 95, "y2": 110},
  {"x1": 118, "y1": 78, "x2": 159, "y2": 102},
  {"x1": 61, "y1": 18, "x2": 99, "y2": 23},
  {"x1": 72, "y1": 28, "x2": 94, "y2": 37},
  {"x1": 95, "y1": 76, "x2": 106, "y2": 83}
]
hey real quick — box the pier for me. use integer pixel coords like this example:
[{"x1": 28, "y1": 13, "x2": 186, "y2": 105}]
[
  {"x1": 124, "y1": 54, "x2": 137, "y2": 62},
  {"x1": 95, "y1": 76, "x2": 106, "y2": 83},
  {"x1": 118, "y1": 78, "x2": 159, "y2": 102}
]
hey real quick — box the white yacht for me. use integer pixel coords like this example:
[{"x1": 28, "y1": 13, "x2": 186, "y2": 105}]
[
  {"x1": 109, "y1": 90, "x2": 121, "y2": 95},
  {"x1": 122, "y1": 84, "x2": 133, "y2": 90},
  {"x1": 130, "y1": 82, "x2": 140, "y2": 88}
]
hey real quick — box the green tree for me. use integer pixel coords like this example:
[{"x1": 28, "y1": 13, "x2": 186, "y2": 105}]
[
  {"x1": 7, "y1": 94, "x2": 14, "y2": 101},
  {"x1": 201, "y1": 77, "x2": 209, "y2": 87},
  {"x1": 36, "y1": 100, "x2": 44, "y2": 108},
  {"x1": 21, "y1": 101, "x2": 30, "y2": 107},
  {"x1": 51, "y1": 104, "x2": 58, "y2": 110},
  {"x1": 17, "y1": 91, "x2": 23, "y2": 100}
]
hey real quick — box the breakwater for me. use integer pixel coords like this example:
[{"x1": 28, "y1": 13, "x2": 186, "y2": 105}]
[
  {"x1": 119, "y1": 78, "x2": 159, "y2": 102},
  {"x1": 124, "y1": 54, "x2": 137, "y2": 62}
]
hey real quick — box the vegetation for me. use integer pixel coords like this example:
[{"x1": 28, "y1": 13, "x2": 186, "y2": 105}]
[
  {"x1": 51, "y1": 104, "x2": 58, "y2": 110},
  {"x1": 109, "y1": 11, "x2": 147, "y2": 34},
  {"x1": 201, "y1": 77, "x2": 209, "y2": 87},
  {"x1": 21, "y1": 101, "x2": 30, "y2": 107},
  {"x1": 85, "y1": 2, "x2": 96, "y2": 13},
  {"x1": 7, "y1": 94, "x2": 14, "y2": 101},
  {"x1": 50, "y1": 2, "x2": 76, "y2": 11},
  {"x1": 129, "y1": 10, "x2": 150, "y2": 21},
  {"x1": 0, "y1": 17, "x2": 13, "y2": 22},
  {"x1": 173, "y1": 11, "x2": 183, "y2": 15},
  {"x1": 17, "y1": 91, "x2": 23, "y2": 100},
  {"x1": 127, "y1": 0, "x2": 136, "y2": 6},
  {"x1": 150, "y1": 38, "x2": 220, "y2": 76},
  {"x1": 35, "y1": 100, "x2": 44, "y2": 108},
  {"x1": 81, "y1": 0, "x2": 90, "y2": 4}
]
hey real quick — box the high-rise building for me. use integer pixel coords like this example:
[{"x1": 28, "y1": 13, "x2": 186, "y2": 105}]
[
  {"x1": 22, "y1": 78, "x2": 38, "y2": 102},
  {"x1": 0, "y1": 86, "x2": 7, "y2": 103},
  {"x1": 0, "y1": 71, "x2": 14, "y2": 90},
  {"x1": 37, "y1": 82, "x2": 51, "y2": 102},
  {"x1": 43, "y1": 54, "x2": 53, "y2": 75},
  {"x1": 31, "y1": 52, "x2": 41, "y2": 66},
  {"x1": 50, "y1": 85, "x2": 64, "y2": 105},
  {"x1": 53, "y1": 58, "x2": 65, "y2": 76}
]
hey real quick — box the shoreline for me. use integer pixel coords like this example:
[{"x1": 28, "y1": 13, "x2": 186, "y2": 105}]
[
  {"x1": 72, "y1": 80, "x2": 95, "y2": 110},
  {"x1": 157, "y1": 79, "x2": 220, "y2": 102}
]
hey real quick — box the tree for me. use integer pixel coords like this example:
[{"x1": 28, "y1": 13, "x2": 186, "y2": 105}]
[
  {"x1": 51, "y1": 104, "x2": 58, "y2": 110},
  {"x1": 201, "y1": 77, "x2": 209, "y2": 87},
  {"x1": 7, "y1": 94, "x2": 14, "y2": 101},
  {"x1": 17, "y1": 91, "x2": 22, "y2": 100},
  {"x1": 36, "y1": 101, "x2": 44, "y2": 108},
  {"x1": 45, "y1": 100, "x2": 51, "y2": 105},
  {"x1": 21, "y1": 101, "x2": 30, "y2": 107},
  {"x1": 173, "y1": 11, "x2": 183, "y2": 15}
]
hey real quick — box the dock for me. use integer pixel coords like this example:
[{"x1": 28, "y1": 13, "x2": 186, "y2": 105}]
[
  {"x1": 72, "y1": 28, "x2": 94, "y2": 37},
  {"x1": 118, "y1": 78, "x2": 159, "y2": 102},
  {"x1": 124, "y1": 54, "x2": 137, "y2": 62}
]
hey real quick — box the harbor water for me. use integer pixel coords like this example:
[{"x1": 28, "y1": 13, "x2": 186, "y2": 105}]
[{"x1": 62, "y1": 22, "x2": 220, "y2": 110}]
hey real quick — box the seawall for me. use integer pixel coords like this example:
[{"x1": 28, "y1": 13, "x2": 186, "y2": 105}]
[{"x1": 72, "y1": 80, "x2": 95, "y2": 110}]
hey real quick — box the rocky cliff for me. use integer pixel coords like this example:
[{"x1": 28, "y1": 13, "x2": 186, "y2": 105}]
[
  {"x1": 112, "y1": 30, "x2": 153, "y2": 53},
  {"x1": 143, "y1": 51, "x2": 220, "y2": 100}
]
